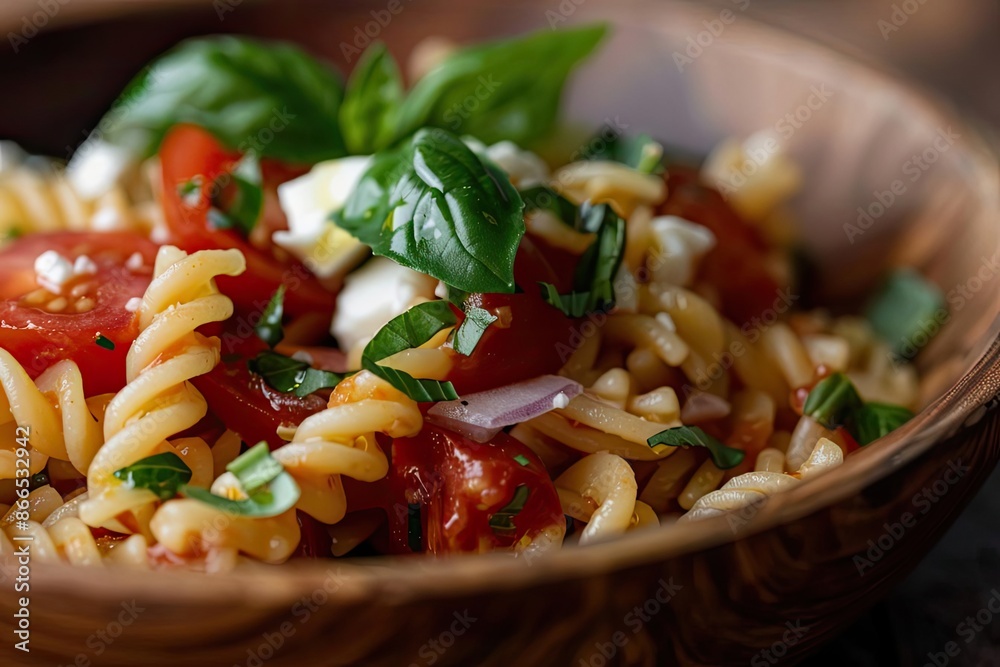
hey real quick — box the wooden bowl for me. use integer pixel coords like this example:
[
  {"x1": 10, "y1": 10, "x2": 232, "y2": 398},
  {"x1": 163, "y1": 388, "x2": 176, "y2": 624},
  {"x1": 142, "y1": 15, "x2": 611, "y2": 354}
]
[{"x1": 1, "y1": 2, "x2": 998, "y2": 665}]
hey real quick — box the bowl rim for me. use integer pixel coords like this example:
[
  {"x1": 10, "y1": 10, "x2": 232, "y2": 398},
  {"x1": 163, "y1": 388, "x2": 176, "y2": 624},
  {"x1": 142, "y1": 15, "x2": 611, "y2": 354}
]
[{"x1": 24, "y1": 0, "x2": 1000, "y2": 604}]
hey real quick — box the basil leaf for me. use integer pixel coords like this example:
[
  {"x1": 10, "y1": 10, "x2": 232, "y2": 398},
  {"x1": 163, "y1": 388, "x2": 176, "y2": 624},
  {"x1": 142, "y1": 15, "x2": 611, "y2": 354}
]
[
  {"x1": 99, "y1": 36, "x2": 346, "y2": 163},
  {"x1": 865, "y1": 269, "x2": 945, "y2": 359},
  {"x1": 647, "y1": 425, "x2": 745, "y2": 470},
  {"x1": 540, "y1": 202, "x2": 625, "y2": 317},
  {"x1": 394, "y1": 24, "x2": 607, "y2": 146},
  {"x1": 339, "y1": 42, "x2": 404, "y2": 154},
  {"x1": 488, "y1": 485, "x2": 530, "y2": 535},
  {"x1": 181, "y1": 471, "x2": 299, "y2": 518},
  {"x1": 588, "y1": 130, "x2": 664, "y2": 174},
  {"x1": 521, "y1": 185, "x2": 577, "y2": 226},
  {"x1": 850, "y1": 403, "x2": 914, "y2": 446},
  {"x1": 803, "y1": 373, "x2": 863, "y2": 429},
  {"x1": 539, "y1": 282, "x2": 592, "y2": 318},
  {"x1": 227, "y1": 442, "x2": 283, "y2": 494},
  {"x1": 249, "y1": 350, "x2": 345, "y2": 397},
  {"x1": 454, "y1": 306, "x2": 497, "y2": 356},
  {"x1": 207, "y1": 152, "x2": 263, "y2": 236},
  {"x1": 335, "y1": 128, "x2": 525, "y2": 294},
  {"x1": 255, "y1": 286, "x2": 285, "y2": 348},
  {"x1": 362, "y1": 301, "x2": 459, "y2": 402},
  {"x1": 113, "y1": 451, "x2": 192, "y2": 501}
]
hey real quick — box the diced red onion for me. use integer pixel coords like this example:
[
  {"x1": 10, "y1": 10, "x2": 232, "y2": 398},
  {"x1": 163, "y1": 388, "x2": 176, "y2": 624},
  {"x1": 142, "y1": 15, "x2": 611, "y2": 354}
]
[
  {"x1": 680, "y1": 390, "x2": 731, "y2": 424},
  {"x1": 427, "y1": 375, "x2": 583, "y2": 443}
]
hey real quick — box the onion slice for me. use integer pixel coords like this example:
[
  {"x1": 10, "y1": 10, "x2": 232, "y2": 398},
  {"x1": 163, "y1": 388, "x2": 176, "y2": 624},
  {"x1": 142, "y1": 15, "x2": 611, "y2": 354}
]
[{"x1": 427, "y1": 375, "x2": 584, "y2": 443}]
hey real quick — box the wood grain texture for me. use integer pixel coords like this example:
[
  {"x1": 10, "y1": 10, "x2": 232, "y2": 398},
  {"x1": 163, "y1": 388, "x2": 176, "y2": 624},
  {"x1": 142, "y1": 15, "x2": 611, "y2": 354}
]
[{"x1": 0, "y1": 2, "x2": 998, "y2": 665}]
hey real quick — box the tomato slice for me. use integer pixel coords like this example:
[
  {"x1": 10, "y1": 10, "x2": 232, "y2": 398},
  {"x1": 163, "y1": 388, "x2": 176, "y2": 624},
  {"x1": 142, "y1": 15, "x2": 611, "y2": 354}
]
[
  {"x1": 159, "y1": 124, "x2": 335, "y2": 320},
  {"x1": 345, "y1": 424, "x2": 563, "y2": 555},
  {"x1": 659, "y1": 167, "x2": 781, "y2": 325},
  {"x1": 0, "y1": 231, "x2": 158, "y2": 395}
]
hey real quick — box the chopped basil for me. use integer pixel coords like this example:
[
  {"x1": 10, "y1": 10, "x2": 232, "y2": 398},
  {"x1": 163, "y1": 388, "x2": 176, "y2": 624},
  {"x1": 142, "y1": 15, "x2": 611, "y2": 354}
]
[
  {"x1": 361, "y1": 301, "x2": 458, "y2": 402},
  {"x1": 95, "y1": 334, "x2": 115, "y2": 351},
  {"x1": 177, "y1": 177, "x2": 202, "y2": 206},
  {"x1": 647, "y1": 425, "x2": 745, "y2": 470},
  {"x1": 249, "y1": 350, "x2": 345, "y2": 397},
  {"x1": 96, "y1": 36, "x2": 347, "y2": 163},
  {"x1": 513, "y1": 454, "x2": 530, "y2": 467},
  {"x1": 255, "y1": 286, "x2": 286, "y2": 348},
  {"x1": 453, "y1": 307, "x2": 496, "y2": 356},
  {"x1": 227, "y1": 442, "x2": 283, "y2": 493},
  {"x1": 393, "y1": 25, "x2": 607, "y2": 146},
  {"x1": 335, "y1": 128, "x2": 525, "y2": 294},
  {"x1": 407, "y1": 502, "x2": 423, "y2": 552},
  {"x1": 803, "y1": 373, "x2": 863, "y2": 429},
  {"x1": 113, "y1": 451, "x2": 192, "y2": 501},
  {"x1": 488, "y1": 485, "x2": 530, "y2": 535},
  {"x1": 850, "y1": 403, "x2": 914, "y2": 446},
  {"x1": 866, "y1": 269, "x2": 945, "y2": 359},
  {"x1": 540, "y1": 202, "x2": 625, "y2": 317},
  {"x1": 181, "y1": 442, "x2": 300, "y2": 518},
  {"x1": 520, "y1": 185, "x2": 577, "y2": 226},
  {"x1": 207, "y1": 152, "x2": 263, "y2": 236},
  {"x1": 339, "y1": 42, "x2": 404, "y2": 154},
  {"x1": 588, "y1": 129, "x2": 664, "y2": 174}
]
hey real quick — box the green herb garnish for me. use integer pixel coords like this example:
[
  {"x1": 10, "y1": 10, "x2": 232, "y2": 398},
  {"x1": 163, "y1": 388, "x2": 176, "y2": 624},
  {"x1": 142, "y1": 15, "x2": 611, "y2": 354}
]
[
  {"x1": 335, "y1": 128, "x2": 525, "y2": 294},
  {"x1": 113, "y1": 451, "x2": 192, "y2": 501},
  {"x1": 181, "y1": 442, "x2": 300, "y2": 518},
  {"x1": 865, "y1": 268, "x2": 945, "y2": 359},
  {"x1": 95, "y1": 334, "x2": 116, "y2": 351},
  {"x1": 339, "y1": 42, "x2": 404, "y2": 154},
  {"x1": 96, "y1": 36, "x2": 347, "y2": 163},
  {"x1": 647, "y1": 425, "x2": 745, "y2": 470},
  {"x1": 850, "y1": 403, "x2": 914, "y2": 446},
  {"x1": 361, "y1": 301, "x2": 459, "y2": 402},
  {"x1": 488, "y1": 485, "x2": 530, "y2": 535},
  {"x1": 513, "y1": 454, "x2": 531, "y2": 467},
  {"x1": 588, "y1": 129, "x2": 664, "y2": 174},
  {"x1": 249, "y1": 350, "x2": 345, "y2": 397},
  {"x1": 453, "y1": 307, "x2": 497, "y2": 356},
  {"x1": 254, "y1": 286, "x2": 286, "y2": 348},
  {"x1": 803, "y1": 373, "x2": 863, "y2": 429},
  {"x1": 207, "y1": 152, "x2": 263, "y2": 235}
]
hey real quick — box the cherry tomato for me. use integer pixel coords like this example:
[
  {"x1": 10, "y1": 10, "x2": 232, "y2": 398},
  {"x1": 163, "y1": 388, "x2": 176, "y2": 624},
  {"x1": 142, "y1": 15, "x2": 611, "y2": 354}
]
[
  {"x1": 659, "y1": 166, "x2": 781, "y2": 325},
  {"x1": 158, "y1": 124, "x2": 335, "y2": 320},
  {"x1": 0, "y1": 231, "x2": 158, "y2": 395},
  {"x1": 346, "y1": 425, "x2": 563, "y2": 555}
]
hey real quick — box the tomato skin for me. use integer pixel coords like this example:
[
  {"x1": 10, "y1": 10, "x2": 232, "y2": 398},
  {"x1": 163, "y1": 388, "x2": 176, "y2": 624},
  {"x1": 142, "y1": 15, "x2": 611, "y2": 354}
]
[
  {"x1": 659, "y1": 167, "x2": 781, "y2": 325},
  {"x1": 354, "y1": 425, "x2": 562, "y2": 554},
  {"x1": 159, "y1": 124, "x2": 334, "y2": 320},
  {"x1": 0, "y1": 231, "x2": 158, "y2": 396},
  {"x1": 190, "y1": 336, "x2": 326, "y2": 449},
  {"x1": 445, "y1": 292, "x2": 578, "y2": 394}
]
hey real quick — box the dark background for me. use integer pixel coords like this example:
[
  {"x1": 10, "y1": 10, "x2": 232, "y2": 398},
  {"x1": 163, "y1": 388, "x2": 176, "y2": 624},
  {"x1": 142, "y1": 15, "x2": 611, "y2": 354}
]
[{"x1": 0, "y1": 1, "x2": 997, "y2": 664}]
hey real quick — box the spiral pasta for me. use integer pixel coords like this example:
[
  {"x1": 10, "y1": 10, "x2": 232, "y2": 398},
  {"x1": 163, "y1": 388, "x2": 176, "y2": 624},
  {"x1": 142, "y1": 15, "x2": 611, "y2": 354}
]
[
  {"x1": 79, "y1": 245, "x2": 245, "y2": 534},
  {"x1": 0, "y1": 160, "x2": 163, "y2": 241}
]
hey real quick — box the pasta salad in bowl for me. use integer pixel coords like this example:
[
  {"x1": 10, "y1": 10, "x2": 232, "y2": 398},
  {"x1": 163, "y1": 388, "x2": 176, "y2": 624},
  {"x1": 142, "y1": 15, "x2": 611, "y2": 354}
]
[{"x1": 0, "y1": 3, "x2": 997, "y2": 665}]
